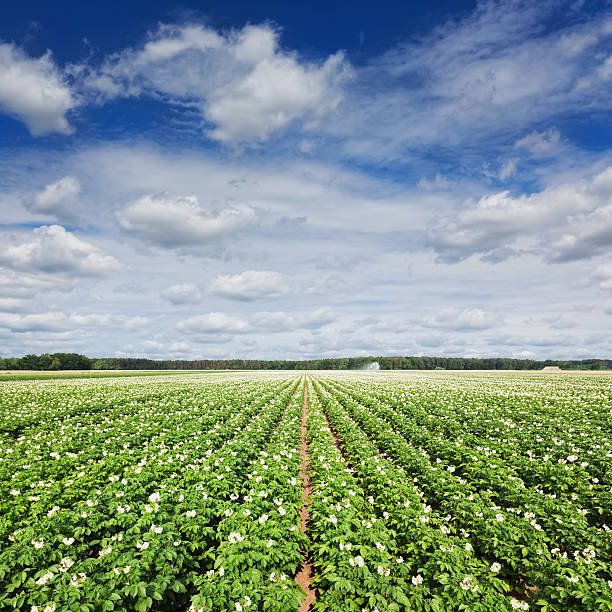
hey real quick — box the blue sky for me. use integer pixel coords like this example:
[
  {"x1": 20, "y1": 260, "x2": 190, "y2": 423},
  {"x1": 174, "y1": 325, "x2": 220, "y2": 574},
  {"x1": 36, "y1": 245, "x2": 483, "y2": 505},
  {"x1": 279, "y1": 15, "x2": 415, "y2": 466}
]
[{"x1": 0, "y1": 0, "x2": 611, "y2": 360}]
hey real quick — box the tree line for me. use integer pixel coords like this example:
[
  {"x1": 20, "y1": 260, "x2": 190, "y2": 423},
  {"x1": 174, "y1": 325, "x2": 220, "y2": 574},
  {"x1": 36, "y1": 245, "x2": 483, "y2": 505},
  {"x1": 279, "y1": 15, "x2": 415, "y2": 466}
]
[
  {"x1": 1, "y1": 353, "x2": 610, "y2": 371},
  {"x1": 0, "y1": 353, "x2": 94, "y2": 371}
]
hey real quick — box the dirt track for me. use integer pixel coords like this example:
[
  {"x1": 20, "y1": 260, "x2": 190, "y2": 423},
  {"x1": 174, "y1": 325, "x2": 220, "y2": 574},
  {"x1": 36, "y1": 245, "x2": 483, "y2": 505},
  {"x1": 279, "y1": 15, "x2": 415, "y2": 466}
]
[{"x1": 296, "y1": 379, "x2": 316, "y2": 611}]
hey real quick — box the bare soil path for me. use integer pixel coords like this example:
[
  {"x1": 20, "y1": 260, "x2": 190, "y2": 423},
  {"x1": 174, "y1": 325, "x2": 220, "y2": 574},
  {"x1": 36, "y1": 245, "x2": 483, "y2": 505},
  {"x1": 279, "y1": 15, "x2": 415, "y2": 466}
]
[{"x1": 296, "y1": 378, "x2": 316, "y2": 611}]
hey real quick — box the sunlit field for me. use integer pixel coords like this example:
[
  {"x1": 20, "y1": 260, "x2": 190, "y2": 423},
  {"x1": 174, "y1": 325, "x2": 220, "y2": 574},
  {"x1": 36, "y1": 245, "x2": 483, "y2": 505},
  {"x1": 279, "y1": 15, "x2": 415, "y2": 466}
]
[{"x1": 1, "y1": 371, "x2": 611, "y2": 611}]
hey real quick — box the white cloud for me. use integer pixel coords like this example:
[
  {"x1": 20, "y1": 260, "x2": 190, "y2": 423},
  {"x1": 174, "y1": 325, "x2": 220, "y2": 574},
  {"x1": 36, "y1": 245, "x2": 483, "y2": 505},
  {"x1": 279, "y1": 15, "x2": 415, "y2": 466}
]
[
  {"x1": 210, "y1": 270, "x2": 289, "y2": 301},
  {"x1": 247, "y1": 311, "x2": 293, "y2": 330},
  {"x1": 177, "y1": 307, "x2": 335, "y2": 336},
  {"x1": 325, "y1": 4, "x2": 612, "y2": 162},
  {"x1": 548, "y1": 204, "x2": 612, "y2": 262},
  {"x1": 168, "y1": 341, "x2": 192, "y2": 353},
  {"x1": 205, "y1": 28, "x2": 348, "y2": 143},
  {"x1": 423, "y1": 308, "x2": 498, "y2": 331},
  {"x1": 0, "y1": 312, "x2": 67, "y2": 332},
  {"x1": 0, "y1": 43, "x2": 75, "y2": 135},
  {"x1": 298, "y1": 307, "x2": 336, "y2": 329},
  {"x1": 29, "y1": 176, "x2": 81, "y2": 216},
  {"x1": 1, "y1": 92, "x2": 610, "y2": 360},
  {"x1": 498, "y1": 159, "x2": 518, "y2": 181},
  {"x1": 0, "y1": 269, "x2": 74, "y2": 297},
  {"x1": 142, "y1": 340, "x2": 164, "y2": 353},
  {"x1": 116, "y1": 194, "x2": 256, "y2": 247},
  {"x1": 59, "y1": 142, "x2": 442, "y2": 240},
  {"x1": 161, "y1": 282, "x2": 202, "y2": 304},
  {"x1": 249, "y1": 308, "x2": 336, "y2": 332},
  {"x1": 427, "y1": 166, "x2": 612, "y2": 263},
  {"x1": 536, "y1": 313, "x2": 578, "y2": 330},
  {"x1": 0, "y1": 298, "x2": 27, "y2": 312},
  {"x1": 515, "y1": 128, "x2": 562, "y2": 156},
  {"x1": 177, "y1": 312, "x2": 249, "y2": 334},
  {"x1": 64, "y1": 313, "x2": 149, "y2": 331},
  {"x1": 592, "y1": 263, "x2": 612, "y2": 290},
  {"x1": 121, "y1": 316, "x2": 150, "y2": 331},
  {"x1": 0, "y1": 311, "x2": 147, "y2": 333},
  {"x1": 81, "y1": 23, "x2": 350, "y2": 143},
  {"x1": 305, "y1": 274, "x2": 349, "y2": 296},
  {"x1": 0, "y1": 225, "x2": 120, "y2": 276},
  {"x1": 417, "y1": 174, "x2": 454, "y2": 191},
  {"x1": 488, "y1": 332, "x2": 574, "y2": 348},
  {"x1": 599, "y1": 55, "x2": 612, "y2": 80}
]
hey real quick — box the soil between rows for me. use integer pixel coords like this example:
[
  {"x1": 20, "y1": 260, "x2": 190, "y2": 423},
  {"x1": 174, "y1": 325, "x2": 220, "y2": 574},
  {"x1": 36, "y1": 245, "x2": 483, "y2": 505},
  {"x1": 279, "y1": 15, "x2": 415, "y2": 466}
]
[{"x1": 295, "y1": 379, "x2": 316, "y2": 611}]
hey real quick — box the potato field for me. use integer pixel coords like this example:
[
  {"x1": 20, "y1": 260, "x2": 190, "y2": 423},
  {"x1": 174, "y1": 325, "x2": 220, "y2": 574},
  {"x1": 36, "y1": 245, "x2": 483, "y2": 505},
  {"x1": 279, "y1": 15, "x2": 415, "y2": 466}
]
[{"x1": 1, "y1": 371, "x2": 611, "y2": 611}]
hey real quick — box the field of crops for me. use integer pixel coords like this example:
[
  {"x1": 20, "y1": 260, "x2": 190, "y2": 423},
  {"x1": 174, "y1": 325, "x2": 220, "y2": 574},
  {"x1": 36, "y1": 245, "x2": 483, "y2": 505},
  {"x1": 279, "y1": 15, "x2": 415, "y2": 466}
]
[{"x1": 1, "y1": 371, "x2": 611, "y2": 611}]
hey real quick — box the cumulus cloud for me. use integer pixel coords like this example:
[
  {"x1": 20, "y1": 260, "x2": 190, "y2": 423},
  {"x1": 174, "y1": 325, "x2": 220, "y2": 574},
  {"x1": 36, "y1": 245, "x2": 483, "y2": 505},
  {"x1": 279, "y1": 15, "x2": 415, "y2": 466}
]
[
  {"x1": 177, "y1": 307, "x2": 335, "y2": 337},
  {"x1": 116, "y1": 194, "x2": 256, "y2": 248},
  {"x1": 29, "y1": 176, "x2": 81, "y2": 217},
  {"x1": 177, "y1": 312, "x2": 249, "y2": 335},
  {"x1": 141, "y1": 340, "x2": 164, "y2": 353},
  {"x1": 427, "y1": 190, "x2": 545, "y2": 262},
  {"x1": 536, "y1": 313, "x2": 579, "y2": 330},
  {"x1": 414, "y1": 332, "x2": 448, "y2": 348},
  {"x1": 427, "y1": 166, "x2": 612, "y2": 263},
  {"x1": 548, "y1": 204, "x2": 612, "y2": 262},
  {"x1": 210, "y1": 270, "x2": 289, "y2": 301},
  {"x1": 305, "y1": 274, "x2": 350, "y2": 296},
  {"x1": 0, "y1": 298, "x2": 27, "y2": 312},
  {"x1": 0, "y1": 225, "x2": 120, "y2": 276},
  {"x1": 0, "y1": 42, "x2": 75, "y2": 135},
  {"x1": 251, "y1": 307, "x2": 335, "y2": 331},
  {"x1": 488, "y1": 332, "x2": 574, "y2": 348},
  {"x1": 66, "y1": 313, "x2": 149, "y2": 331},
  {"x1": 161, "y1": 282, "x2": 202, "y2": 304},
  {"x1": 168, "y1": 341, "x2": 192, "y2": 353},
  {"x1": 0, "y1": 269, "x2": 74, "y2": 297},
  {"x1": 80, "y1": 23, "x2": 350, "y2": 143},
  {"x1": 423, "y1": 308, "x2": 498, "y2": 331},
  {"x1": 592, "y1": 263, "x2": 612, "y2": 290},
  {"x1": 0, "y1": 312, "x2": 147, "y2": 333},
  {"x1": 0, "y1": 312, "x2": 67, "y2": 333}
]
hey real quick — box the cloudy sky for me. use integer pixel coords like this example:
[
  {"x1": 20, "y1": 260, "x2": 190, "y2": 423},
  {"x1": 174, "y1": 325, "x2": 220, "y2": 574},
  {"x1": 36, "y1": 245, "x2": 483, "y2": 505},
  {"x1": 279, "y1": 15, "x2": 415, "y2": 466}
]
[{"x1": 1, "y1": 0, "x2": 611, "y2": 361}]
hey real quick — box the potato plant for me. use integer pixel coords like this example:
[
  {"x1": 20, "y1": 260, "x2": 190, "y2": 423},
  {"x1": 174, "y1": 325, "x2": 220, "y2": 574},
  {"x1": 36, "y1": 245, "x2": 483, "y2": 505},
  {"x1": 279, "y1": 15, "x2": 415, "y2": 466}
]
[{"x1": 0, "y1": 370, "x2": 611, "y2": 611}]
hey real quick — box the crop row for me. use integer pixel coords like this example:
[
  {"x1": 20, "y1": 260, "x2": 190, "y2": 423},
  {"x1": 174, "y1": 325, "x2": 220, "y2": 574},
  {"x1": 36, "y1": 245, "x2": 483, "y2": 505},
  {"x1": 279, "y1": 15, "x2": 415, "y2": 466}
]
[
  {"x1": 2, "y1": 370, "x2": 611, "y2": 611},
  {"x1": 309, "y1": 378, "x2": 516, "y2": 611},
  {"x1": 188, "y1": 381, "x2": 307, "y2": 611},
  {"x1": 0, "y1": 375, "x2": 300, "y2": 611},
  {"x1": 330, "y1": 375, "x2": 612, "y2": 514},
  {"x1": 313, "y1": 375, "x2": 612, "y2": 610}
]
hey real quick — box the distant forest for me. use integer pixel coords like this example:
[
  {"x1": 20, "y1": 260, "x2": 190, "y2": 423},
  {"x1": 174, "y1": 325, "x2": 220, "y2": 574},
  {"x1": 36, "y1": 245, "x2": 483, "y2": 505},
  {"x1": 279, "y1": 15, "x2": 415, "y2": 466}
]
[{"x1": 1, "y1": 353, "x2": 610, "y2": 371}]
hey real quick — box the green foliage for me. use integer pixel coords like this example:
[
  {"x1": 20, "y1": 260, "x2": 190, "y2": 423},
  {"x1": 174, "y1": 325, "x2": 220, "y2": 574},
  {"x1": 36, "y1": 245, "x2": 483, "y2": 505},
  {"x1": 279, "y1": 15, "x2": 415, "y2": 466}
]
[
  {"x1": 0, "y1": 371, "x2": 611, "y2": 610},
  {"x1": 0, "y1": 375, "x2": 300, "y2": 611},
  {"x1": 0, "y1": 353, "x2": 93, "y2": 371},
  {"x1": 309, "y1": 373, "x2": 612, "y2": 610}
]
